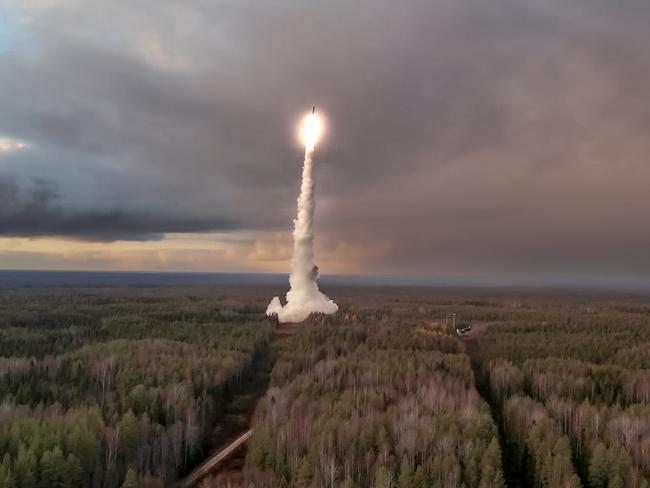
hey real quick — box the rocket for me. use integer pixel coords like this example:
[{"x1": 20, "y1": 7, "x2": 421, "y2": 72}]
[{"x1": 312, "y1": 105, "x2": 315, "y2": 114}]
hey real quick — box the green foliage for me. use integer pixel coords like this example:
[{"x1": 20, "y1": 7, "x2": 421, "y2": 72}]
[
  {"x1": 40, "y1": 447, "x2": 67, "y2": 488},
  {"x1": 245, "y1": 313, "x2": 503, "y2": 488},
  {"x1": 0, "y1": 454, "x2": 16, "y2": 488},
  {"x1": 14, "y1": 446, "x2": 36, "y2": 488},
  {"x1": 397, "y1": 454, "x2": 413, "y2": 487},
  {"x1": 588, "y1": 443, "x2": 609, "y2": 488},
  {"x1": 480, "y1": 297, "x2": 650, "y2": 486},
  {"x1": 120, "y1": 468, "x2": 138, "y2": 488},
  {"x1": 3, "y1": 285, "x2": 650, "y2": 488},
  {"x1": 0, "y1": 289, "x2": 272, "y2": 486}
]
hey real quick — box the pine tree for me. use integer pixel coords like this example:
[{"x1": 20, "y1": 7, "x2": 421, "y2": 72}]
[
  {"x1": 609, "y1": 475, "x2": 624, "y2": 488},
  {"x1": 480, "y1": 437, "x2": 503, "y2": 488},
  {"x1": 412, "y1": 465, "x2": 428, "y2": 488},
  {"x1": 491, "y1": 470, "x2": 506, "y2": 488},
  {"x1": 121, "y1": 468, "x2": 138, "y2": 488},
  {"x1": 119, "y1": 410, "x2": 139, "y2": 460},
  {"x1": 66, "y1": 454, "x2": 83, "y2": 487},
  {"x1": 588, "y1": 443, "x2": 609, "y2": 488},
  {"x1": 549, "y1": 437, "x2": 575, "y2": 487},
  {"x1": 65, "y1": 418, "x2": 102, "y2": 477},
  {"x1": 397, "y1": 454, "x2": 413, "y2": 488},
  {"x1": 609, "y1": 444, "x2": 630, "y2": 483},
  {"x1": 373, "y1": 465, "x2": 391, "y2": 488},
  {"x1": 40, "y1": 447, "x2": 66, "y2": 488},
  {"x1": 295, "y1": 457, "x2": 313, "y2": 488},
  {"x1": 0, "y1": 454, "x2": 16, "y2": 488},
  {"x1": 14, "y1": 445, "x2": 37, "y2": 488}
]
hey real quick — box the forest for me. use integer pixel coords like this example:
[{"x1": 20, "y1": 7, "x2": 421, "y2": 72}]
[
  {"x1": 479, "y1": 300, "x2": 650, "y2": 487},
  {"x1": 244, "y1": 309, "x2": 505, "y2": 488},
  {"x1": 239, "y1": 289, "x2": 650, "y2": 488},
  {"x1": 0, "y1": 287, "x2": 272, "y2": 487},
  {"x1": 0, "y1": 283, "x2": 649, "y2": 488}
]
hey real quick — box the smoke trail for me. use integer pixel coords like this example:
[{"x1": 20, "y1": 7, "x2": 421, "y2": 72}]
[{"x1": 266, "y1": 138, "x2": 338, "y2": 323}]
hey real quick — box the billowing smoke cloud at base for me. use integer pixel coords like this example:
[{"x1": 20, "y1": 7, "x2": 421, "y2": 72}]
[{"x1": 266, "y1": 130, "x2": 338, "y2": 323}]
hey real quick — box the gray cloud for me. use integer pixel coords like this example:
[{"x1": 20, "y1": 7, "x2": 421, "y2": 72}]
[
  {"x1": 0, "y1": 176, "x2": 237, "y2": 241},
  {"x1": 1, "y1": 0, "x2": 650, "y2": 282}
]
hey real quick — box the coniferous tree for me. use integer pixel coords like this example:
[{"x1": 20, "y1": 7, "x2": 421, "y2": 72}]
[
  {"x1": 397, "y1": 454, "x2": 413, "y2": 488},
  {"x1": 66, "y1": 454, "x2": 83, "y2": 487},
  {"x1": 588, "y1": 443, "x2": 609, "y2": 488},
  {"x1": 480, "y1": 438, "x2": 505, "y2": 488},
  {"x1": 120, "y1": 468, "x2": 138, "y2": 488},
  {"x1": 0, "y1": 454, "x2": 16, "y2": 488},
  {"x1": 40, "y1": 447, "x2": 66, "y2": 488},
  {"x1": 13, "y1": 446, "x2": 36, "y2": 488},
  {"x1": 295, "y1": 457, "x2": 313, "y2": 488},
  {"x1": 373, "y1": 465, "x2": 391, "y2": 488}
]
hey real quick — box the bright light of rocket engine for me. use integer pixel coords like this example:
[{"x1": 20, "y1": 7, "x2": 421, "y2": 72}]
[{"x1": 300, "y1": 112, "x2": 323, "y2": 150}]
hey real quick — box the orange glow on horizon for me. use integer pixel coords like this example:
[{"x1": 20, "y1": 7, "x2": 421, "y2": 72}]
[{"x1": 0, "y1": 232, "x2": 384, "y2": 274}]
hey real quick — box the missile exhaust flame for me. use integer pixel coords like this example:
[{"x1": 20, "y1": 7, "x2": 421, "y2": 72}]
[{"x1": 266, "y1": 108, "x2": 338, "y2": 323}]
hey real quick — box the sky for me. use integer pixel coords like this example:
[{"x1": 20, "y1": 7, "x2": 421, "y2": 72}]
[{"x1": 1, "y1": 0, "x2": 649, "y2": 286}]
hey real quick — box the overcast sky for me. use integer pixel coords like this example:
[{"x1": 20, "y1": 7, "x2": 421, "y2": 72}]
[{"x1": 1, "y1": 0, "x2": 649, "y2": 285}]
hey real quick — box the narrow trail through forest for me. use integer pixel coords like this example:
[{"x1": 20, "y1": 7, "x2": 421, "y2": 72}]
[
  {"x1": 462, "y1": 332, "x2": 530, "y2": 488},
  {"x1": 180, "y1": 321, "x2": 300, "y2": 487}
]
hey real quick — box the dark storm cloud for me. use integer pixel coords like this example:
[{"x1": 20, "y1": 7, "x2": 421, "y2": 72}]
[
  {"x1": 1, "y1": 0, "x2": 650, "y2": 282},
  {"x1": 0, "y1": 177, "x2": 237, "y2": 241}
]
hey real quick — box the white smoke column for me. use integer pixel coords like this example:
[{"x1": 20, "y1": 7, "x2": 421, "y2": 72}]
[{"x1": 266, "y1": 112, "x2": 338, "y2": 323}]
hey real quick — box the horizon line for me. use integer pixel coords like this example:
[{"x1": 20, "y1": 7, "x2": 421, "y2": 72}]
[{"x1": 1, "y1": 268, "x2": 649, "y2": 292}]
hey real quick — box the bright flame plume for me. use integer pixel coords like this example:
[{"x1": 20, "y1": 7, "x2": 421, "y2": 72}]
[{"x1": 300, "y1": 112, "x2": 323, "y2": 151}]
